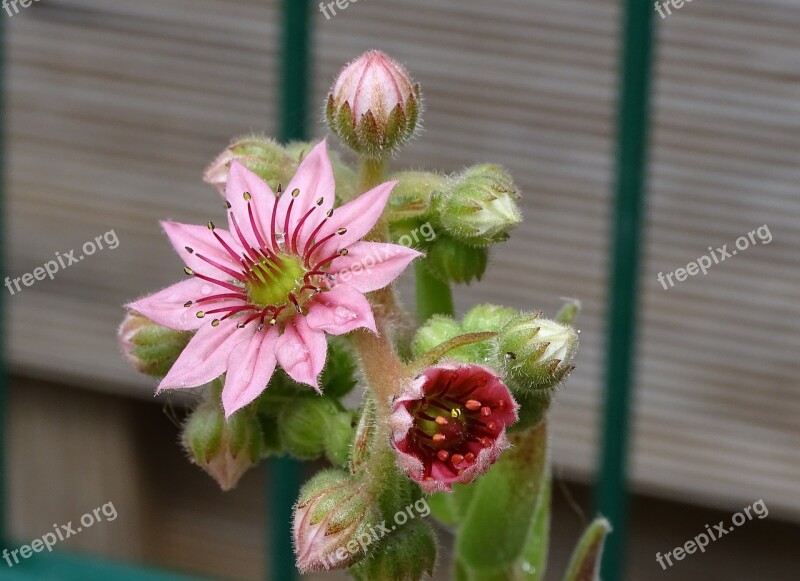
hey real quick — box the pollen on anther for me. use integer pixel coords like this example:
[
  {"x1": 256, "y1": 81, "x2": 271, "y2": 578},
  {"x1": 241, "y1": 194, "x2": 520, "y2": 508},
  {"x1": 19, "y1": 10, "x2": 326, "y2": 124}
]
[
  {"x1": 243, "y1": 191, "x2": 252, "y2": 201},
  {"x1": 451, "y1": 454, "x2": 465, "y2": 466},
  {"x1": 269, "y1": 318, "x2": 277, "y2": 325},
  {"x1": 435, "y1": 416, "x2": 449, "y2": 426},
  {"x1": 211, "y1": 319, "x2": 220, "y2": 327},
  {"x1": 326, "y1": 209, "x2": 334, "y2": 218},
  {"x1": 291, "y1": 188, "x2": 300, "y2": 198},
  {"x1": 237, "y1": 323, "x2": 246, "y2": 329},
  {"x1": 339, "y1": 249, "x2": 349, "y2": 256},
  {"x1": 337, "y1": 228, "x2": 347, "y2": 235},
  {"x1": 184, "y1": 246, "x2": 194, "y2": 254},
  {"x1": 464, "y1": 452, "x2": 475, "y2": 463},
  {"x1": 316, "y1": 197, "x2": 324, "y2": 206},
  {"x1": 196, "y1": 311, "x2": 205, "y2": 318},
  {"x1": 207, "y1": 221, "x2": 215, "y2": 231},
  {"x1": 432, "y1": 433, "x2": 446, "y2": 443},
  {"x1": 465, "y1": 400, "x2": 481, "y2": 411},
  {"x1": 183, "y1": 301, "x2": 193, "y2": 308},
  {"x1": 184, "y1": 267, "x2": 194, "y2": 276},
  {"x1": 277, "y1": 183, "x2": 283, "y2": 193},
  {"x1": 437, "y1": 450, "x2": 450, "y2": 462}
]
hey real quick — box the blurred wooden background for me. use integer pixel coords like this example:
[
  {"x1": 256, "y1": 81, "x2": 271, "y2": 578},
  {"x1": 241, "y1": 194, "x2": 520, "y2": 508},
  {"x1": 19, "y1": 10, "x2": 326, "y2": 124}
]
[{"x1": 4, "y1": 0, "x2": 800, "y2": 578}]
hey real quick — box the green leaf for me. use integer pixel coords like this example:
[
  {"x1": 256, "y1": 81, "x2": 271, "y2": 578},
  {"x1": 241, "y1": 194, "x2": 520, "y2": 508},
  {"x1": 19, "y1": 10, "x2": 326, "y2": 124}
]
[
  {"x1": 562, "y1": 518, "x2": 612, "y2": 581},
  {"x1": 456, "y1": 421, "x2": 548, "y2": 571},
  {"x1": 519, "y1": 470, "x2": 551, "y2": 580}
]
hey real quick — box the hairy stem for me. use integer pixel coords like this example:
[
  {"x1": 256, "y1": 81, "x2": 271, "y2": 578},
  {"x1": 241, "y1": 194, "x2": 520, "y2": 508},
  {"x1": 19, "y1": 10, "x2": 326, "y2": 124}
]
[{"x1": 415, "y1": 261, "x2": 455, "y2": 322}]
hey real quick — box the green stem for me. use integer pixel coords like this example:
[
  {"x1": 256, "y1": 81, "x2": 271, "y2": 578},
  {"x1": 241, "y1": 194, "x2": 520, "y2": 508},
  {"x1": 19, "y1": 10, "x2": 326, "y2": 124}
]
[
  {"x1": 415, "y1": 261, "x2": 455, "y2": 322},
  {"x1": 358, "y1": 157, "x2": 387, "y2": 192}
]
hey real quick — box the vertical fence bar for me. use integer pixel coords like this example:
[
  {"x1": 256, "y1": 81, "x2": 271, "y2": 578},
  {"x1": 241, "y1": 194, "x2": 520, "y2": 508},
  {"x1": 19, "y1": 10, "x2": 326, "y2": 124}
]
[
  {"x1": 268, "y1": 1, "x2": 312, "y2": 580},
  {"x1": 595, "y1": 0, "x2": 656, "y2": 579},
  {"x1": 0, "y1": 7, "x2": 7, "y2": 551}
]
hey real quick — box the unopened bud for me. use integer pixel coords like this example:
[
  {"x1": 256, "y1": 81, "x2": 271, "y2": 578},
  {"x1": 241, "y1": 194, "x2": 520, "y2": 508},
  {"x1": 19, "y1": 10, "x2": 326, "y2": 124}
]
[
  {"x1": 182, "y1": 398, "x2": 262, "y2": 491},
  {"x1": 462, "y1": 304, "x2": 518, "y2": 334},
  {"x1": 279, "y1": 397, "x2": 351, "y2": 461},
  {"x1": 118, "y1": 311, "x2": 191, "y2": 377},
  {"x1": 385, "y1": 171, "x2": 446, "y2": 222},
  {"x1": 434, "y1": 164, "x2": 522, "y2": 246},
  {"x1": 496, "y1": 313, "x2": 578, "y2": 392},
  {"x1": 293, "y1": 470, "x2": 380, "y2": 573},
  {"x1": 326, "y1": 50, "x2": 421, "y2": 159},
  {"x1": 203, "y1": 136, "x2": 295, "y2": 194},
  {"x1": 425, "y1": 235, "x2": 488, "y2": 284},
  {"x1": 411, "y1": 315, "x2": 461, "y2": 358},
  {"x1": 350, "y1": 520, "x2": 437, "y2": 581}
]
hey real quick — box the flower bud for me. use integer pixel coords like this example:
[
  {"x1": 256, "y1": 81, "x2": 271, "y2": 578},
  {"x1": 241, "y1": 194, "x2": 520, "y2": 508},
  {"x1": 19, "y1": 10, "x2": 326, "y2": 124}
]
[
  {"x1": 203, "y1": 135, "x2": 295, "y2": 194},
  {"x1": 434, "y1": 164, "x2": 522, "y2": 246},
  {"x1": 293, "y1": 470, "x2": 380, "y2": 573},
  {"x1": 385, "y1": 171, "x2": 445, "y2": 222},
  {"x1": 496, "y1": 313, "x2": 578, "y2": 392},
  {"x1": 411, "y1": 315, "x2": 461, "y2": 358},
  {"x1": 182, "y1": 398, "x2": 263, "y2": 491},
  {"x1": 118, "y1": 311, "x2": 191, "y2": 377},
  {"x1": 350, "y1": 520, "x2": 437, "y2": 581},
  {"x1": 279, "y1": 397, "x2": 351, "y2": 460},
  {"x1": 391, "y1": 363, "x2": 518, "y2": 493},
  {"x1": 425, "y1": 235, "x2": 488, "y2": 284},
  {"x1": 461, "y1": 304, "x2": 518, "y2": 334},
  {"x1": 326, "y1": 50, "x2": 421, "y2": 159}
]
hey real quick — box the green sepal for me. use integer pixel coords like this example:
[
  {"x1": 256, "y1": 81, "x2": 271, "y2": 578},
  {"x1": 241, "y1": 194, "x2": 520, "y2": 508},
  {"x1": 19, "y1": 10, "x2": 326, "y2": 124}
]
[{"x1": 561, "y1": 518, "x2": 612, "y2": 581}]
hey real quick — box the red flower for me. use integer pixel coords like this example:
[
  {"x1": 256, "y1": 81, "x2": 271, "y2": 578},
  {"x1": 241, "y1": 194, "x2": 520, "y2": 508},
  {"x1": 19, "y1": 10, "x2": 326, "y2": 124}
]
[{"x1": 391, "y1": 363, "x2": 518, "y2": 493}]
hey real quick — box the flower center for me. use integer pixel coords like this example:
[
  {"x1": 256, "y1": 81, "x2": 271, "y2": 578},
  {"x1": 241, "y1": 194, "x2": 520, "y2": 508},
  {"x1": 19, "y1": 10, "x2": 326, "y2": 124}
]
[{"x1": 246, "y1": 254, "x2": 305, "y2": 308}]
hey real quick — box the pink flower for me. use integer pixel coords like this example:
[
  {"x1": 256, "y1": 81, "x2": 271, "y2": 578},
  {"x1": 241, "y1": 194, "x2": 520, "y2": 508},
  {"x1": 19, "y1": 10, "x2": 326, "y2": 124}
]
[
  {"x1": 127, "y1": 140, "x2": 421, "y2": 417},
  {"x1": 391, "y1": 363, "x2": 518, "y2": 493}
]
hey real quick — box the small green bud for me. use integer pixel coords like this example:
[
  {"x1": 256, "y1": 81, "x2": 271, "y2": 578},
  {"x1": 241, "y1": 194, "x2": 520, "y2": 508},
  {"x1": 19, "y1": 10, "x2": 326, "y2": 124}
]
[
  {"x1": 279, "y1": 397, "x2": 345, "y2": 460},
  {"x1": 293, "y1": 470, "x2": 381, "y2": 573},
  {"x1": 496, "y1": 313, "x2": 578, "y2": 392},
  {"x1": 349, "y1": 520, "x2": 437, "y2": 581},
  {"x1": 556, "y1": 298, "x2": 582, "y2": 325},
  {"x1": 203, "y1": 135, "x2": 296, "y2": 194},
  {"x1": 462, "y1": 304, "x2": 519, "y2": 333},
  {"x1": 425, "y1": 235, "x2": 488, "y2": 284},
  {"x1": 320, "y1": 338, "x2": 359, "y2": 398},
  {"x1": 118, "y1": 312, "x2": 191, "y2": 377},
  {"x1": 182, "y1": 397, "x2": 262, "y2": 491},
  {"x1": 325, "y1": 411, "x2": 356, "y2": 468},
  {"x1": 433, "y1": 164, "x2": 522, "y2": 246},
  {"x1": 385, "y1": 171, "x2": 446, "y2": 222},
  {"x1": 411, "y1": 315, "x2": 462, "y2": 358}
]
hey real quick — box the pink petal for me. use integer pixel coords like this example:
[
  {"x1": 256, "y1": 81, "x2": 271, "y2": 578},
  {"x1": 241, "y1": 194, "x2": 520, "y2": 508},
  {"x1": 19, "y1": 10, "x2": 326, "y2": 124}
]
[
  {"x1": 276, "y1": 141, "x2": 335, "y2": 251},
  {"x1": 311, "y1": 181, "x2": 396, "y2": 261},
  {"x1": 275, "y1": 316, "x2": 328, "y2": 390},
  {"x1": 222, "y1": 327, "x2": 279, "y2": 418},
  {"x1": 158, "y1": 320, "x2": 249, "y2": 390},
  {"x1": 162, "y1": 221, "x2": 244, "y2": 279},
  {"x1": 225, "y1": 161, "x2": 277, "y2": 252},
  {"x1": 327, "y1": 241, "x2": 422, "y2": 293},
  {"x1": 127, "y1": 278, "x2": 243, "y2": 331},
  {"x1": 305, "y1": 284, "x2": 376, "y2": 336}
]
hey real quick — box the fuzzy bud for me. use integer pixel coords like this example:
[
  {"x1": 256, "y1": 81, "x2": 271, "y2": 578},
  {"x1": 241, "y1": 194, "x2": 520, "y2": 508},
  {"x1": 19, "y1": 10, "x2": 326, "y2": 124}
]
[
  {"x1": 203, "y1": 136, "x2": 295, "y2": 194},
  {"x1": 326, "y1": 50, "x2": 421, "y2": 159},
  {"x1": 496, "y1": 313, "x2": 578, "y2": 392},
  {"x1": 462, "y1": 304, "x2": 518, "y2": 334},
  {"x1": 425, "y1": 235, "x2": 488, "y2": 284},
  {"x1": 385, "y1": 171, "x2": 445, "y2": 222},
  {"x1": 350, "y1": 520, "x2": 437, "y2": 581},
  {"x1": 293, "y1": 470, "x2": 381, "y2": 573},
  {"x1": 279, "y1": 397, "x2": 352, "y2": 461},
  {"x1": 434, "y1": 164, "x2": 522, "y2": 246},
  {"x1": 411, "y1": 315, "x2": 461, "y2": 358},
  {"x1": 182, "y1": 398, "x2": 262, "y2": 491},
  {"x1": 118, "y1": 312, "x2": 191, "y2": 377}
]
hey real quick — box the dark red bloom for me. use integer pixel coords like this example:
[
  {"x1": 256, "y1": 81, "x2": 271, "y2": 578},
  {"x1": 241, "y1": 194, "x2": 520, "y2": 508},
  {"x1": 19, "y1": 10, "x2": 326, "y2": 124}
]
[{"x1": 391, "y1": 363, "x2": 518, "y2": 493}]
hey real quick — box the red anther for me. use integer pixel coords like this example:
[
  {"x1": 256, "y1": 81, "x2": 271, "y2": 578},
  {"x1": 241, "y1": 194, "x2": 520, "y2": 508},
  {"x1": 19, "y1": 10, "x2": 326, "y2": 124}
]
[{"x1": 465, "y1": 400, "x2": 481, "y2": 411}]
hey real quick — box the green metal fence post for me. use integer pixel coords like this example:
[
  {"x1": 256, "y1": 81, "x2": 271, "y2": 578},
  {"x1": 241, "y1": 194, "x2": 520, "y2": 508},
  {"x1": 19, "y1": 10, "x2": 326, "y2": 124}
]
[
  {"x1": 0, "y1": 2, "x2": 7, "y2": 552},
  {"x1": 595, "y1": 0, "x2": 656, "y2": 579},
  {"x1": 268, "y1": 2, "x2": 312, "y2": 580}
]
